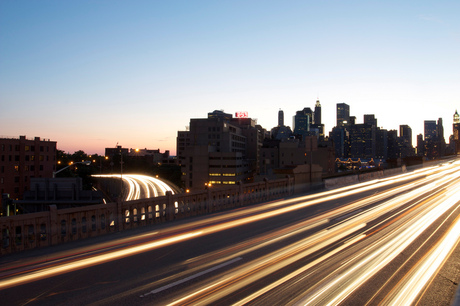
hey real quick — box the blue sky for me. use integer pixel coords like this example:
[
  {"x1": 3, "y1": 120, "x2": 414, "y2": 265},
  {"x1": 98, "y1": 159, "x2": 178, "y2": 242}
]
[{"x1": 1, "y1": 1, "x2": 459, "y2": 155}]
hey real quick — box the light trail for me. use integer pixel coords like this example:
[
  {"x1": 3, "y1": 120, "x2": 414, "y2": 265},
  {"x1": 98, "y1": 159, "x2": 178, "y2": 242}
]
[
  {"x1": 297, "y1": 172, "x2": 460, "y2": 305},
  {"x1": 0, "y1": 231, "x2": 203, "y2": 290},
  {"x1": 93, "y1": 174, "x2": 175, "y2": 200},
  {"x1": 2, "y1": 160, "x2": 460, "y2": 304}
]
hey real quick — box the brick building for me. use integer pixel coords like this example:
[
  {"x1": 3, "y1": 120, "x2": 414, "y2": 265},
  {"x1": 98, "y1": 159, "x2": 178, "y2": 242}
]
[{"x1": 1, "y1": 136, "x2": 56, "y2": 206}]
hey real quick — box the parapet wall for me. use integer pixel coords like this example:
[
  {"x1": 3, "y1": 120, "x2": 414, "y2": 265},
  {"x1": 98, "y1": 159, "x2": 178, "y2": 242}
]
[
  {"x1": 0, "y1": 177, "x2": 294, "y2": 255},
  {"x1": 324, "y1": 166, "x2": 407, "y2": 189}
]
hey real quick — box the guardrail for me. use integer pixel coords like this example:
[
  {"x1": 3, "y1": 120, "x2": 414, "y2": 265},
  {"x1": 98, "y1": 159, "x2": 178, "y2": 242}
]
[{"x1": 0, "y1": 177, "x2": 294, "y2": 255}]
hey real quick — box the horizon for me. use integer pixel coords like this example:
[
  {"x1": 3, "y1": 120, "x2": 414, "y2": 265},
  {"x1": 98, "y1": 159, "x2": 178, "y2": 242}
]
[{"x1": 1, "y1": 1, "x2": 459, "y2": 155}]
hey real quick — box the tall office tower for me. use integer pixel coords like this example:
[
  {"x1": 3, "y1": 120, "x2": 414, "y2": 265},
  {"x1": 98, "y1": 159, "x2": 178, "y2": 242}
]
[
  {"x1": 437, "y1": 118, "x2": 444, "y2": 140},
  {"x1": 293, "y1": 108, "x2": 312, "y2": 139},
  {"x1": 278, "y1": 109, "x2": 284, "y2": 126},
  {"x1": 417, "y1": 134, "x2": 424, "y2": 156},
  {"x1": 375, "y1": 128, "x2": 388, "y2": 159},
  {"x1": 314, "y1": 99, "x2": 321, "y2": 125},
  {"x1": 424, "y1": 120, "x2": 442, "y2": 159},
  {"x1": 453, "y1": 111, "x2": 460, "y2": 153},
  {"x1": 348, "y1": 123, "x2": 376, "y2": 159},
  {"x1": 387, "y1": 130, "x2": 399, "y2": 159},
  {"x1": 424, "y1": 120, "x2": 437, "y2": 141},
  {"x1": 364, "y1": 114, "x2": 377, "y2": 127},
  {"x1": 399, "y1": 125, "x2": 413, "y2": 157},
  {"x1": 399, "y1": 125, "x2": 412, "y2": 146},
  {"x1": 329, "y1": 126, "x2": 348, "y2": 158},
  {"x1": 336, "y1": 103, "x2": 350, "y2": 126}
]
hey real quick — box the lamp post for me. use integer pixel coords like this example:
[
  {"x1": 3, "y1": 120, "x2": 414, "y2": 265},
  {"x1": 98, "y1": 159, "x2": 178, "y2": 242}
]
[{"x1": 53, "y1": 161, "x2": 91, "y2": 178}]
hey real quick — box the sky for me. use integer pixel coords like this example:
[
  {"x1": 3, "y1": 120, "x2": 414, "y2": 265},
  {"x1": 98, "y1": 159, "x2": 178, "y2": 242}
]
[{"x1": 1, "y1": 1, "x2": 459, "y2": 155}]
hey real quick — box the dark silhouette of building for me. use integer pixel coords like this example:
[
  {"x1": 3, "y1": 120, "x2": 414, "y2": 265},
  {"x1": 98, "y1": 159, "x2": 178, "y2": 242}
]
[
  {"x1": 293, "y1": 108, "x2": 313, "y2": 140},
  {"x1": 278, "y1": 109, "x2": 284, "y2": 126},
  {"x1": 271, "y1": 109, "x2": 293, "y2": 140},
  {"x1": 364, "y1": 114, "x2": 377, "y2": 127},
  {"x1": 314, "y1": 99, "x2": 322, "y2": 125},
  {"x1": 387, "y1": 130, "x2": 399, "y2": 159},
  {"x1": 453, "y1": 110, "x2": 460, "y2": 154},
  {"x1": 311, "y1": 99, "x2": 325, "y2": 138},
  {"x1": 417, "y1": 134, "x2": 424, "y2": 156},
  {"x1": 1, "y1": 136, "x2": 56, "y2": 213},
  {"x1": 336, "y1": 103, "x2": 350, "y2": 126},
  {"x1": 329, "y1": 126, "x2": 348, "y2": 158},
  {"x1": 423, "y1": 119, "x2": 445, "y2": 159},
  {"x1": 177, "y1": 110, "x2": 266, "y2": 190}
]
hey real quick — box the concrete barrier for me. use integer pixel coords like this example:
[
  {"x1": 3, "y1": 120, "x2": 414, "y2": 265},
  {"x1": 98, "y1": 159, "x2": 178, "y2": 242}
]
[{"x1": 0, "y1": 176, "x2": 295, "y2": 255}]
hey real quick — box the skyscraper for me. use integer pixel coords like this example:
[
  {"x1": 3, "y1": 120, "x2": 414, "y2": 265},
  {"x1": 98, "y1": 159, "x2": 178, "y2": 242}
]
[
  {"x1": 293, "y1": 108, "x2": 312, "y2": 140},
  {"x1": 424, "y1": 120, "x2": 437, "y2": 141},
  {"x1": 399, "y1": 125, "x2": 412, "y2": 146},
  {"x1": 453, "y1": 110, "x2": 460, "y2": 153},
  {"x1": 364, "y1": 114, "x2": 377, "y2": 127},
  {"x1": 336, "y1": 103, "x2": 350, "y2": 126},
  {"x1": 278, "y1": 109, "x2": 284, "y2": 126},
  {"x1": 314, "y1": 99, "x2": 321, "y2": 125},
  {"x1": 399, "y1": 125, "x2": 414, "y2": 157}
]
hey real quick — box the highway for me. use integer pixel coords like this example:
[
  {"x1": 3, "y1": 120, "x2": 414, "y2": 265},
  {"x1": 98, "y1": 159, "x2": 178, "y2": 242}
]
[
  {"x1": 1, "y1": 160, "x2": 460, "y2": 305},
  {"x1": 92, "y1": 174, "x2": 176, "y2": 201}
]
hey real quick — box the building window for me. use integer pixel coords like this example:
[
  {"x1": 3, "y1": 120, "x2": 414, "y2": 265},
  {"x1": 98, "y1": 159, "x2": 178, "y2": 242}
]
[
  {"x1": 39, "y1": 165, "x2": 43, "y2": 171},
  {"x1": 15, "y1": 155, "x2": 19, "y2": 161},
  {"x1": 14, "y1": 176, "x2": 19, "y2": 183},
  {"x1": 25, "y1": 145, "x2": 30, "y2": 152},
  {"x1": 14, "y1": 165, "x2": 19, "y2": 171}
]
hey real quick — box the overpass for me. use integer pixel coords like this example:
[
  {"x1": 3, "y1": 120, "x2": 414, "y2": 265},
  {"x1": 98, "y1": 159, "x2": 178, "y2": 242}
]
[{"x1": 1, "y1": 158, "x2": 460, "y2": 304}]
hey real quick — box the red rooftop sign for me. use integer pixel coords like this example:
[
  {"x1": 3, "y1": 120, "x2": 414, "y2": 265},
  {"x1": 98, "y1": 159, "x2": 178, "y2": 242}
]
[{"x1": 235, "y1": 111, "x2": 248, "y2": 118}]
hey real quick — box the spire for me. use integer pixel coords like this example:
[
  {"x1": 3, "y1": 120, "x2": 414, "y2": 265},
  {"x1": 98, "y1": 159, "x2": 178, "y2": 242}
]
[{"x1": 454, "y1": 110, "x2": 460, "y2": 124}]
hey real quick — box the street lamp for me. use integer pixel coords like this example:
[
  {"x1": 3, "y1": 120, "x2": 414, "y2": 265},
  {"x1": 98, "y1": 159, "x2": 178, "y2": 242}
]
[{"x1": 53, "y1": 161, "x2": 91, "y2": 178}]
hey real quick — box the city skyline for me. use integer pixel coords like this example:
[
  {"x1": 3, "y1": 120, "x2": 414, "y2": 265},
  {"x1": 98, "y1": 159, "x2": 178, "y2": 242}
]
[{"x1": 1, "y1": 1, "x2": 459, "y2": 155}]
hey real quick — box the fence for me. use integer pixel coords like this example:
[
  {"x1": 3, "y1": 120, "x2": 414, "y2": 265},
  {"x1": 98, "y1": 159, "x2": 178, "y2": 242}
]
[{"x1": 0, "y1": 177, "x2": 294, "y2": 255}]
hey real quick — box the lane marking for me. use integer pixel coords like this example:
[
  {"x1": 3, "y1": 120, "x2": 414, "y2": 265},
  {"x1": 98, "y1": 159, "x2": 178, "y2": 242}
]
[{"x1": 140, "y1": 257, "x2": 243, "y2": 298}]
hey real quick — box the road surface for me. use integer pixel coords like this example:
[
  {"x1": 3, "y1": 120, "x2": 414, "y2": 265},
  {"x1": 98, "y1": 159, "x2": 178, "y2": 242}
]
[{"x1": 1, "y1": 160, "x2": 460, "y2": 305}]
